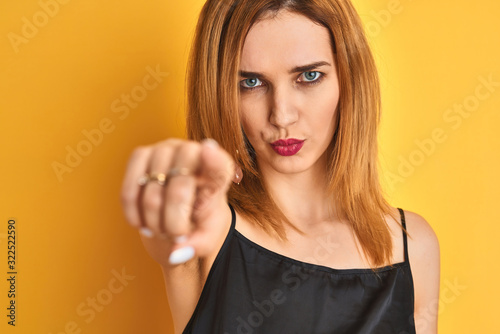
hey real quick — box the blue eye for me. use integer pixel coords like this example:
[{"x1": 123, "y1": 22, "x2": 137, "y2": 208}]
[
  {"x1": 300, "y1": 71, "x2": 321, "y2": 82},
  {"x1": 241, "y1": 78, "x2": 263, "y2": 89}
]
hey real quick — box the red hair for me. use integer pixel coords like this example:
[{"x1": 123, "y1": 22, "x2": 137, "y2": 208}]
[{"x1": 186, "y1": 0, "x2": 405, "y2": 268}]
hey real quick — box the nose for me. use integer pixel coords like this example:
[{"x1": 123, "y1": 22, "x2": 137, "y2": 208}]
[{"x1": 268, "y1": 85, "x2": 299, "y2": 128}]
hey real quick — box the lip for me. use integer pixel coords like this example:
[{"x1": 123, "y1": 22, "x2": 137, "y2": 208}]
[
  {"x1": 270, "y1": 138, "x2": 305, "y2": 156},
  {"x1": 271, "y1": 138, "x2": 304, "y2": 146}
]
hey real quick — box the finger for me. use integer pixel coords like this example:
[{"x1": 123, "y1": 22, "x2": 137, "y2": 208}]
[
  {"x1": 163, "y1": 141, "x2": 202, "y2": 237},
  {"x1": 120, "y1": 146, "x2": 153, "y2": 229},
  {"x1": 195, "y1": 139, "x2": 235, "y2": 208},
  {"x1": 141, "y1": 145, "x2": 176, "y2": 235},
  {"x1": 169, "y1": 196, "x2": 230, "y2": 263},
  {"x1": 121, "y1": 138, "x2": 183, "y2": 232}
]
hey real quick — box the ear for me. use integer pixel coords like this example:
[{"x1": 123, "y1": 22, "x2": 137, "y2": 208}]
[{"x1": 232, "y1": 164, "x2": 243, "y2": 185}]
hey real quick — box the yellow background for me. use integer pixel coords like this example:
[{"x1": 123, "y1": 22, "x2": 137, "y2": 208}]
[{"x1": 0, "y1": 0, "x2": 498, "y2": 333}]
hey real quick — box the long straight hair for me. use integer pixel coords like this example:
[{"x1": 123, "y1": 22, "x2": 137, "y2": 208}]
[{"x1": 186, "y1": 0, "x2": 405, "y2": 268}]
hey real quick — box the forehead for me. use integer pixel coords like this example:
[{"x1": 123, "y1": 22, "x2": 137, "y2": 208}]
[{"x1": 240, "y1": 11, "x2": 333, "y2": 70}]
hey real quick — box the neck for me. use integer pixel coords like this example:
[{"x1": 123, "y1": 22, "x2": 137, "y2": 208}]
[{"x1": 257, "y1": 154, "x2": 340, "y2": 228}]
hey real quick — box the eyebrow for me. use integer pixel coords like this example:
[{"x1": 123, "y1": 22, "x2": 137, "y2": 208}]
[{"x1": 239, "y1": 61, "x2": 331, "y2": 78}]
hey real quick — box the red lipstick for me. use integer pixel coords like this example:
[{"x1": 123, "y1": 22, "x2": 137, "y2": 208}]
[{"x1": 270, "y1": 138, "x2": 305, "y2": 156}]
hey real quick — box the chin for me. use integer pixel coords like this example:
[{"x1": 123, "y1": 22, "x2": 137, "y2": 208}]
[{"x1": 258, "y1": 153, "x2": 313, "y2": 175}]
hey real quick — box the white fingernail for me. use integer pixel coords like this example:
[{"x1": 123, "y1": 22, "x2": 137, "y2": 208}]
[
  {"x1": 174, "y1": 235, "x2": 188, "y2": 244},
  {"x1": 202, "y1": 138, "x2": 219, "y2": 150},
  {"x1": 139, "y1": 227, "x2": 154, "y2": 238},
  {"x1": 169, "y1": 246, "x2": 195, "y2": 265}
]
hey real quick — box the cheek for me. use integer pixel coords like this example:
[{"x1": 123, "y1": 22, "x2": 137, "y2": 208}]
[
  {"x1": 239, "y1": 109, "x2": 259, "y2": 153},
  {"x1": 239, "y1": 114, "x2": 265, "y2": 155},
  {"x1": 239, "y1": 97, "x2": 267, "y2": 137},
  {"x1": 308, "y1": 87, "x2": 339, "y2": 137}
]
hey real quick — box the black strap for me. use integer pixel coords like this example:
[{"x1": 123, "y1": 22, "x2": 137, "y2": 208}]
[
  {"x1": 228, "y1": 202, "x2": 236, "y2": 231},
  {"x1": 397, "y1": 208, "x2": 409, "y2": 264}
]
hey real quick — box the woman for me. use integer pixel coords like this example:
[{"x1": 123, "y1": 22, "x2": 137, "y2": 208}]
[{"x1": 121, "y1": 0, "x2": 440, "y2": 333}]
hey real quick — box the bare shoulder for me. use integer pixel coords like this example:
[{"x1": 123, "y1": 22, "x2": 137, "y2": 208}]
[
  {"x1": 403, "y1": 210, "x2": 440, "y2": 261},
  {"x1": 401, "y1": 209, "x2": 441, "y2": 333}
]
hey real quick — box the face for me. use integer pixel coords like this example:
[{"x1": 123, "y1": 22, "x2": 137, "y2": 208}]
[{"x1": 239, "y1": 10, "x2": 340, "y2": 176}]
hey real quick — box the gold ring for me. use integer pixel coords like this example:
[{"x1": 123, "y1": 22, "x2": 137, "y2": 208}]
[
  {"x1": 138, "y1": 168, "x2": 191, "y2": 187},
  {"x1": 137, "y1": 172, "x2": 168, "y2": 186},
  {"x1": 149, "y1": 173, "x2": 168, "y2": 186}
]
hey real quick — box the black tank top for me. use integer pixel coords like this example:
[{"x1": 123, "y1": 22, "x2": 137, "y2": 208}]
[{"x1": 183, "y1": 204, "x2": 415, "y2": 334}]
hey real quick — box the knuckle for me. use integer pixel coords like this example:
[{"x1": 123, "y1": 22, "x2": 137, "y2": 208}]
[
  {"x1": 150, "y1": 146, "x2": 174, "y2": 165},
  {"x1": 155, "y1": 139, "x2": 182, "y2": 155},
  {"x1": 159, "y1": 138, "x2": 182, "y2": 146},
  {"x1": 181, "y1": 141, "x2": 202, "y2": 154},
  {"x1": 131, "y1": 146, "x2": 149, "y2": 158},
  {"x1": 155, "y1": 144, "x2": 173, "y2": 154}
]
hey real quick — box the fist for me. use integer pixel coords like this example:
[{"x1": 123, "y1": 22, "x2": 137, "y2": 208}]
[{"x1": 120, "y1": 138, "x2": 237, "y2": 264}]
